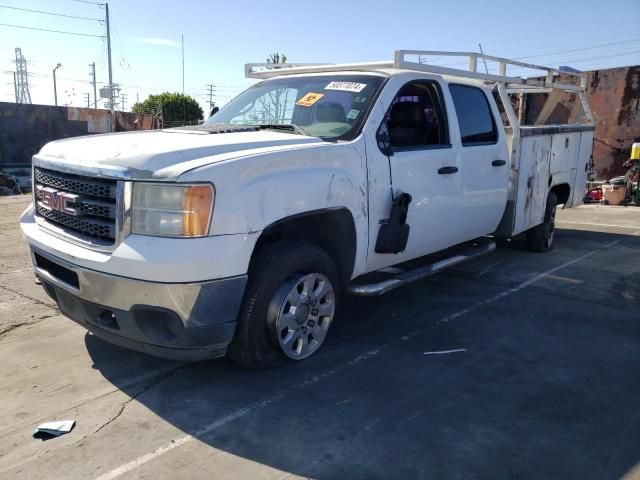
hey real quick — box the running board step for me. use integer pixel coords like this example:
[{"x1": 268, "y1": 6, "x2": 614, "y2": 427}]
[{"x1": 347, "y1": 238, "x2": 496, "y2": 297}]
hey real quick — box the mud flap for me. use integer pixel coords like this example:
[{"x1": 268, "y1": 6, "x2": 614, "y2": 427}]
[{"x1": 375, "y1": 193, "x2": 412, "y2": 254}]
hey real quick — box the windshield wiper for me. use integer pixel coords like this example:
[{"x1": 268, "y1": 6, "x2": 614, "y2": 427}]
[
  {"x1": 257, "y1": 124, "x2": 309, "y2": 136},
  {"x1": 173, "y1": 123, "x2": 259, "y2": 134}
]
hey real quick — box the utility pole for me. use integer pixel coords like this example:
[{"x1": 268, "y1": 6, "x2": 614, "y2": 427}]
[
  {"x1": 206, "y1": 84, "x2": 216, "y2": 111},
  {"x1": 53, "y1": 63, "x2": 62, "y2": 106},
  {"x1": 89, "y1": 62, "x2": 97, "y2": 109},
  {"x1": 181, "y1": 33, "x2": 186, "y2": 125},
  {"x1": 120, "y1": 93, "x2": 127, "y2": 112},
  {"x1": 84, "y1": 93, "x2": 91, "y2": 108},
  {"x1": 105, "y1": 3, "x2": 114, "y2": 130},
  {"x1": 13, "y1": 72, "x2": 17, "y2": 102}
]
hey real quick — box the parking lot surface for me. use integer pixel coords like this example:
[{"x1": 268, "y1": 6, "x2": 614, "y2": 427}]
[{"x1": 1, "y1": 195, "x2": 639, "y2": 480}]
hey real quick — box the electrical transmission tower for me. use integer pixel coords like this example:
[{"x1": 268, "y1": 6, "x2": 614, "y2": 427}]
[{"x1": 14, "y1": 48, "x2": 32, "y2": 104}]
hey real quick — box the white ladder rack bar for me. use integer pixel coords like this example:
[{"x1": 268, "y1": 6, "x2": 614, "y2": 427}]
[
  {"x1": 245, "y1": 50, "x2": 587, "y2": 93},
  {"x1": 245, "y1": 61, "x2": 393, "y2": 79},
  {"x1": 394, "y1": 50, "x2": 587, "y2": 93}
]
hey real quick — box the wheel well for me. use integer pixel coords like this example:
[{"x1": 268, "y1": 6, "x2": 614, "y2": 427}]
[
  {"x1": 550, "y1": 183, "x2": 570, "y2": 205},
  {"x1": 252, "y1": 209, "x2": 357, "y2": 283}
]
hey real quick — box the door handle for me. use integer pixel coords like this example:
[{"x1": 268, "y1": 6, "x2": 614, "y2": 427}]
[
  {"x1": 492, "y1": 159, "x2": 507, "y2": 167},
  {"x1": 438, "y1": 166, "x2": 458, "y2": 175}
]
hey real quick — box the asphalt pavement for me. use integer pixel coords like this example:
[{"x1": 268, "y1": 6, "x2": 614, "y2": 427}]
[{"x1": 1, "y1": 195, "x2": 639, "y2": 480}]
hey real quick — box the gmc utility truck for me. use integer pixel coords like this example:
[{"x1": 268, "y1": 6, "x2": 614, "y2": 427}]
[{"x1": 21, "y1": 51, "x2": 595, "y2": 368}]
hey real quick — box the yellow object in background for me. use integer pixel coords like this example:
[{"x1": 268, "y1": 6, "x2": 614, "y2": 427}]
[{"x1": 631, "y1": 143, "x2": 640, "y2": 161}]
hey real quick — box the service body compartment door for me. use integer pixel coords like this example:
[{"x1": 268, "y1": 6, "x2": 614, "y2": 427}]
[
  {"x1": 513, "y1": 135, "x2": 552, "y2": 235},
  {"x1": 569, "y1": 130, "x2": 594, "y2": 207}
]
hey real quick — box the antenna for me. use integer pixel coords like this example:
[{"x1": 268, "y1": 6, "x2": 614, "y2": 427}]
[{"x1": 478, "y1": 43, "x2": 489, "y2": 74}]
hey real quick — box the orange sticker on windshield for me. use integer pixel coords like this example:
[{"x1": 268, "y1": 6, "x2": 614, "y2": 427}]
[{"x1": 296, "y1": 92, "x2": 324, "y2": 107}]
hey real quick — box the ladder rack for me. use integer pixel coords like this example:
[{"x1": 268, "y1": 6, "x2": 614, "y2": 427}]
[
  {"x1": 245, "y1": 50, "x2": 587, "y2": 92},
  {"x1": 245, "y1": 50, "x2": 594, "y2": 126}
]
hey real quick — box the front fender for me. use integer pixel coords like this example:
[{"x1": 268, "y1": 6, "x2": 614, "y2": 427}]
[{"x1": 180, "y1": 139, "x2": 370, "y2": 275}]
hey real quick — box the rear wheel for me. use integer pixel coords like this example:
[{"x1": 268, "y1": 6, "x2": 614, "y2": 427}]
[
  {"x1": 228, "y1": 240, "x2": 339, "y2": 369},
  {"x1": 526, "y1": 192, "x2": 557, "y2": 252}
]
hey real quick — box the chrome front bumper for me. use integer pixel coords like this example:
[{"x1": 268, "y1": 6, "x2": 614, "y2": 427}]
[{"x1": 31, "y1": 247, "x2": 247, "y2": 361}]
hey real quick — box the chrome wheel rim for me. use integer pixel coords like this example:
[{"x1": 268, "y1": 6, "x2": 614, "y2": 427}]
[{"x1": 274, "y1": 273, "x2": 335, "y2": 360}]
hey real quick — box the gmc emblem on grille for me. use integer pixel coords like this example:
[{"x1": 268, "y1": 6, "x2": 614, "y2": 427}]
[{"x1": 36, "y1": 185, "x2": 79, "y2": 216}]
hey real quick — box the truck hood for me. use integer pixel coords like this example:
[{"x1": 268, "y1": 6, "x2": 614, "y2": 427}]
[{"x1": 36, "y1": 128, "x2": 324, "y2": 179}]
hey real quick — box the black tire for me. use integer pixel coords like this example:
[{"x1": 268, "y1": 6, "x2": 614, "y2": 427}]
[
  {"x1": 228, "y1": 240, "x2": 340, "y2": 369},
  {"x1": 526, "y1": 192, "x2": 558, "y2": 253}
]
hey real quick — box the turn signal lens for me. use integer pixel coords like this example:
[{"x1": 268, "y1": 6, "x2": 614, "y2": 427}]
[{"x1": 183, "y1": 185, "x2": 213, "y2": 237}]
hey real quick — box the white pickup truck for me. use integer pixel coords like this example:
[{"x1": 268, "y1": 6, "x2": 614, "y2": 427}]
[{"x1": 21, "y1": 51, "x2": 595, "y2": 368}]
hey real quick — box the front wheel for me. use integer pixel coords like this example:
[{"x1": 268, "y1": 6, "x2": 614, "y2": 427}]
[
  {"x1": 228, "y1": 240, "x2": 339, "y2": 369},
  {"x1": 526, "y1": 192, "x2": 558, "y2": 252}
]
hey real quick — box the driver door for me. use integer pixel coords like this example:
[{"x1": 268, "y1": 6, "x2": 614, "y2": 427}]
[{"x1": 366, "y1": 78, "x2": 464, "y2": 271}]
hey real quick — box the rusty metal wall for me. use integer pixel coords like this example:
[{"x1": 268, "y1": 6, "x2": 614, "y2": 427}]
[
  {"x1": 0, "y1": 102, "x2": 153, "y2": 170},
  {"x1": 524, "y1": 65, "x2": 640, "y2": 179}
]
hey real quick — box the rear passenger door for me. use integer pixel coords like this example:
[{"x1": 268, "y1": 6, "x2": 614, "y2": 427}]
[{"x1": 449, "y1": 84, "x2": 510, "y2": 239}]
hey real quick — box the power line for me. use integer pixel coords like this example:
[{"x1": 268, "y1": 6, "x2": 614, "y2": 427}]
[
  {"x1": 425, "y1": 40, "x2": 640, "y2": 71},
  {"x1": 0, "y1": 23, "x2": 105, "y2": 38},
  {"x1": 0, "y1": 5, "x2": 103, "y2": 22},
  {"x1": 477, "y1": 32, "x2": 640, "y2": 60},
  {"x1": 555, "y1": 50, "x2": 640, "y2": 64},
  {"x1": 72, "y1": 0, "x2": 105, "y2": 5},
  {"x1": 516, "y1": 38, "x2": 640, "y2": 60}
]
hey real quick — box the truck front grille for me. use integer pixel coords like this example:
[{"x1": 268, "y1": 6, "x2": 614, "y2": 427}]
[{"x1": 34, "y1": 167, "x2": 118, "y2": 244}]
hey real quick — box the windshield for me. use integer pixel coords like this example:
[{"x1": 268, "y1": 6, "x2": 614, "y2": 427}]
[{"x1": 205, "y1": 74, "x2": 385, "y2": 140}]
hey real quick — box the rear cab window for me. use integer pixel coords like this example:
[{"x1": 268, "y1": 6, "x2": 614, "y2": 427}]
[{"x1": 448, "y1": 84, "x2": 498, "y2": 146}]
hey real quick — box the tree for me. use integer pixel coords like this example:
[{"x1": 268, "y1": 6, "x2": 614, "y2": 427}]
[
  {"x1": 267, "y1": 52, "x2": 287, "y2": 66},
  {"x1": 132, "y1": 92, "x2": 203, "y2": 126},
  {"x1": 263, "y1": 53, "x2": 289, "y2": 122}
]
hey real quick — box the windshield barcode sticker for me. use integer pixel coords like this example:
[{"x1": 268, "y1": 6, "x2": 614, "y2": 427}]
[{"x1": 325, "y1": 81, "x2": 367, "y2": 93}]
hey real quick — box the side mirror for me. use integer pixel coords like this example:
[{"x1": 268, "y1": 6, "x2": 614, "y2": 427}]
[
  {"x1": 209, "y1": 106, "x2": 219, "y2": 118},
  {"x1": 376, "y1": 121, "x2": 393, "y2": 156}
]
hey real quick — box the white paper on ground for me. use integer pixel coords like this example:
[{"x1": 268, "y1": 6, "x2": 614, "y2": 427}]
[
  {"x1": 423, "y1": 349, "x2": 467, "y2": 355},
  {"x1": 33, "y1": 420, "x2": 75, "y2": 437}
]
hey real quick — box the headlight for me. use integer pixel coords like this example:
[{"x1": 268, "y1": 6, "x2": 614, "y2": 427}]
[{"x1": 132, "y1": 183, "x2": 214, "y2": 237}]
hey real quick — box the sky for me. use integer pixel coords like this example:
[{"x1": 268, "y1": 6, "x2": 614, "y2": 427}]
[{"x1": 1, "y1": 0, "x2": 639, "y2": 114}]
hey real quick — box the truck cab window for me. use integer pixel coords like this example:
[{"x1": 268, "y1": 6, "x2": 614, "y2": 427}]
[
  {"x1": 385, "y1": 81, "x2": 448, "y2": 149},
  {"x1": 449, "y1": 84, "x2": 498, "y2": 146}
]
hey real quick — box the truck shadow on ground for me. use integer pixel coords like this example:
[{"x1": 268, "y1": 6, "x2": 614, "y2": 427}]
[{"x1": 84, "y1": 228, "x2": 640, "y2": 480}]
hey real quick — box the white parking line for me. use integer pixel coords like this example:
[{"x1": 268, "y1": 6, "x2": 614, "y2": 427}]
[
  {"x1": 93, "y1": 239, "x2": 621, "y2": 480},
  {"x1": 557, "y1": 220, "x2": 640, "y2": 230}
]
